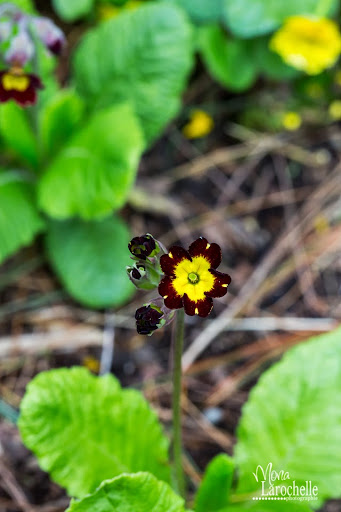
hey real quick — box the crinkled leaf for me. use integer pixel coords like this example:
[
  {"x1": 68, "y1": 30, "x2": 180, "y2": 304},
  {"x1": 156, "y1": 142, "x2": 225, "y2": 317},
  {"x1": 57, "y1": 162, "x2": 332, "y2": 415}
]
[
  {"x1": 73, "y1": 4, "x2": 194, "y2": 144},
  {"x1": 40, "y1": 89, "x2": 85, "y2": 159},
  {"x1": 0, "y1": 172, "x2": 44, "y2": 263},
  {"x1": 0, "y1": 103, "x2": 38, "y2": 169},
  {"x1": 198, "y1": 26, "x2": 257, "y2": 91},
  {"x1": 223, "y1": 0, "x2": 339, "y2": 38},
  {"x1": 52, "y1": 0, "x2": 94, "y2": 21},
  {"x1": 195, "y1": 454, "x2": 234, "y2": 512},
  {"x1": 66, "y1": 473, "x2": 185, "y2": 512},
  {"x1": 19, "y1": 368, "x2": 171, "y2": 498},
  {"x1": 38, "y1": 103, "x2": 144, "y2": 220},
  {"x1": 234, "y1": 326, "x2": 341, "y2": 506},
  {"x1": 163, "y1": 0, "x2": 223, "y2": 24},
  {"x1": 45, "y1": 216, "x2": 135, "y2": 308}
]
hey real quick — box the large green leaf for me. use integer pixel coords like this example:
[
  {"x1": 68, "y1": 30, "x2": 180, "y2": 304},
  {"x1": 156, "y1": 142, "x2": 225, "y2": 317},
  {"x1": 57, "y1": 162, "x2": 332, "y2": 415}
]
[
  {"x1": 223, "y1": 0, "x2": 339, "y2": 38},
  {"x1": 10, "y1": 0, "x2": 35, "y2": 12},
  {"x1": 40, "y1": 89, "x2": 85, "y2": 160},
  {"x1": 234, "y1": 326, "x2": 341, "y2": 506},
  {"x1": 163, "y1": 0, "x2": 223, "y2": 24},
  {"x1": 0, "y1": 172, "x2": 44, "y2": 264},
  {"x1": 252, "y1": 37, "x2": 299, "y2": 80},
  {"x1": 66, "y1": 473, "x2": 185, "y2": 512},
  {"x1": 45, "y1": 216, "x2": 134, "y2": 308},
  {"x1": 195, "y1": 454, "x2": 234, "y2": 512},
  {"x1": 198, "y1": 26, "x2": 257, "y2": 91},
  {"x1": 0, "y1": 103, "x2": 38, "y2": 169},
  {"x1": 19, "y1": 368, "x2": 171, "y2": 498},
  {"x1": 38, "y1": 103, "x2": 144, "y2": 220},
  {"x1": 73, "y1": 4, "x2": 194, "y2": 144},
  {"x1": 52, "y1": 0, "x2": 94, "y2": 21}
]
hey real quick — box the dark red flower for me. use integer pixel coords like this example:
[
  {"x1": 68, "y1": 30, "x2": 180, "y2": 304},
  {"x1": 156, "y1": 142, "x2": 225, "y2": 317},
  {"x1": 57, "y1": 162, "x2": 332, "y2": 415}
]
[
  {"x1": 158, "y1": 237, "x2": 231, "y2": 317},
  {"x1": 0, "y1": 67, "x2": 43, "y2": 106}
]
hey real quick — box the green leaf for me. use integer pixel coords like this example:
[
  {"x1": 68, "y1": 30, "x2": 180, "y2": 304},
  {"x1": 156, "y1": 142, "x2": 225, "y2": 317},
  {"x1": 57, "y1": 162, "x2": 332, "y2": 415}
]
[
  {"x1": 52, "y1": 0, "x2": 94, "y2": 21},
  {"x1": 45, "y1": 216, "x2": 134, "y2": 308},
  {"x1": 40, "y1": 89, "x2": 85, "y2": 160},
  {"x1": 195, "y1": 454, "x2": 234, "y2": 512},
  {"x1": 223, "y1": 0, "x2": 339, "y2": 38},
  {"x1": 0, "y1": 172, "x2": 44, "y2": 264},
  {"x1": 198, "y1": 26, "x2": 257, "y2": 91},
  {"x1": 73, "y1": 4, "x2": 194, "y2": 144},
  {"x1": 252, "y1": 37, "x2": 299, "y2": 80},
  {"x1": 0, "y1": 102, "x2": 38, "y2": 169},
  {"x1": 19, "y1": 368, "x2": 171, "y2": 498},
  {"x1": 66, "y1": 473, "x2": 185, "y2": 512},
  {"x1": 10, "y1": 0, "x2": 35, "y2": 12},
  {"x1": 163, "y1": 0, "x2": 223, "y2": 24},
  {"x1": 38, "y1": 103, "x2": 144, "y2": 220},
  {"x1": 234, "y1": 326, "x2": 341, "y2": 506}
]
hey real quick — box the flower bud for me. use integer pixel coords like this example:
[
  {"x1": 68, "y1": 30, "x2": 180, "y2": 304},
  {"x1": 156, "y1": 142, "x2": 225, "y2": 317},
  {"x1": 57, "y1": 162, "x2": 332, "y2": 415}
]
[
  {"x1": 135, "y1": 304, "x2": 164, "y2": 335},
  {"x1": 127, "y1": 262, "x2": 159, "y2": 290},
  {"x1": 128, "y1": 234, "x2": 160, "y2": 261},
  {"x1": 135, "y1": 299, "x2": 175, "y2": 335},
  {"x1": 32, "y1": 17, "x2": 65, "y2": 56},
  {"x1": 5, "y1": 30, "x2": 34, "y2": 66}
]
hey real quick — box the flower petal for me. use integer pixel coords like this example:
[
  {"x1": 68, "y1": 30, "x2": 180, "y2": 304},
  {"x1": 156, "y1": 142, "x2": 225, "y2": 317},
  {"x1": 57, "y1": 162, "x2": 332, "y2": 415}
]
[
  {"x1": 160, "y1": 246, "x2": 191, "y2": 276},
  {"x1": 158, "y1": 276, "x2": 183, "y2": 309},
  {"x1": 183, "y1": 293, "x2": 213, "y2": 317},
  {"x1": 188, "y1": 237, "x2": 221, "y2": 269},
  {"x1": 205, "y1": 269, "x2": 231, "y2": 298}
]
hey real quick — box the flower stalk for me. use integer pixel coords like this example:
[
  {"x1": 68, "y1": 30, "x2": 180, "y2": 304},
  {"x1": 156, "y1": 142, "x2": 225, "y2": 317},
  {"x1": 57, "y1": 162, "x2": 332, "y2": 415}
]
[{"x1": 172, "y1": 308, "x2": 185, "y2": 497}]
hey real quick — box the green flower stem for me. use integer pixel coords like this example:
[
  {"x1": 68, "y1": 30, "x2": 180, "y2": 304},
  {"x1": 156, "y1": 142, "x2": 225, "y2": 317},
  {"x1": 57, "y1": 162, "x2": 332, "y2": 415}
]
[{"x1": 172, "y1": 308, "x2": 185, "y2": 497}]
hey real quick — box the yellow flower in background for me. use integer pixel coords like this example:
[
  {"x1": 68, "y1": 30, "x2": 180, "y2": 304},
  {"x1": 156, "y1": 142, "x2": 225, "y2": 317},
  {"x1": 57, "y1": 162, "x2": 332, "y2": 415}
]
[
  {"x1": 329, "y1": 100, "x2": 341, "y2": 120},
  {"x1": 82, "y1": 356, "x2": 100, "y2": 374},
  {"x1": 270, "y1": 16, "x2": 341, "y2": 75},
  {"x1": 282, "y1": 111, "x2": 302, "y2": 131},
  {"x1": 182, "y1": 109, "x2": 214, "y2": 139},
  {"x1": 97, "y1": 1, "x2": 143, "y2": 21}
]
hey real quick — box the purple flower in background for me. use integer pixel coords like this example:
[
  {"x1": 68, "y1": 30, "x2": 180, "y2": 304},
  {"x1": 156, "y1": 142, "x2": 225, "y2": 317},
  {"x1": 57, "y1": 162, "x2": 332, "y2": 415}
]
[
  {"x1": 5, "y1": 30, "x2": 34, "y2": 66},
  {"x1": 32, "y1": 17, "x2": 65, "y2": 55}
]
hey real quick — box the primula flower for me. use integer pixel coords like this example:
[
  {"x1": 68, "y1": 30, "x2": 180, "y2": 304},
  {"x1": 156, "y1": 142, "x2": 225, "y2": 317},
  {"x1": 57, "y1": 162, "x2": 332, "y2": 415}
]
[
  {"x1": 0, "y1": 66, "x2": 43, "y2": 106},
  {"x1": 182, "y1": 109, "x2": 214, "y2": 139},
  {"x1": 159, "y1": 237, "x2": 231, "y2": 317},
  {"x1": 5, "y1": 30, "x2": 34, "y2": 66},
  {"x1": 270, "y1": 16, "x2": 341, "y2": 75}
]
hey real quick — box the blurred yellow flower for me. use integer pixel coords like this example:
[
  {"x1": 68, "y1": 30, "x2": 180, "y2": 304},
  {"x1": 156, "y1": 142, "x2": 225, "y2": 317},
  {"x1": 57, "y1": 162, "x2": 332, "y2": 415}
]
[
  {"x1": 98, "y1": 1, "x2": 142, "y2": 20},
  {"x1": 182, "y1": 110, "x2": 214, "y2": 139},
  {"x1": 270, "y1": 16, "x2": 341, "y2": 75},
  {"x1": 282, "y1": 111, "x2": 302, "y2": 131},
  {"x1": 329, "y1": 100, "x2": 341, "y2": 119},
  {"x1": 82, "y1": 356, "x2": 100, "y2": 374}
]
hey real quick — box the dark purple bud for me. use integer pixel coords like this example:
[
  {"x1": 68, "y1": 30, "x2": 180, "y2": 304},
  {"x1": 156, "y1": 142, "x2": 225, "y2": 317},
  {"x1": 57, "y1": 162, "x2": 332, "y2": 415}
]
[
  {"x1": 135, "y1": 305, "x2": 164, "y2": 335},
  {"x1": 32, "y1": 17, "x2": 65, "y2": 56},
  {"x1": 128, "y1": 234, "x2": 157, "y2": 260},
  {"x1": 5, "y1": 30, "x2": 34, "y2": 66}
]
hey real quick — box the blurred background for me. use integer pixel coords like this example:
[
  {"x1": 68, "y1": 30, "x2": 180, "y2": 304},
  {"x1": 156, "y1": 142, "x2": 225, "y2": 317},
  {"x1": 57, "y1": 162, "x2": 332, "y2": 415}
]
[{"x1": 0, "y1": 0, "x2": 341, "y2": 510}]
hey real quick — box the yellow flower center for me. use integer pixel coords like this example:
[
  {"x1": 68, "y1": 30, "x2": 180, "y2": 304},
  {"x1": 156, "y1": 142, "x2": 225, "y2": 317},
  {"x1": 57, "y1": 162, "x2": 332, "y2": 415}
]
[
  {"x1": 172, "y1": 256, "x2": 214, "y2": 302},
  {"x1": 2, "y1": 71, "x2": 29, "y2": 92}
]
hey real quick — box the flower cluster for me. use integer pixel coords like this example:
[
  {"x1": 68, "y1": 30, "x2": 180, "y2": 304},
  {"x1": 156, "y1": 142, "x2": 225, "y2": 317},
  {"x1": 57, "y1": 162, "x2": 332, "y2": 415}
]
[
  {"x1": 270, "y1": 16, "x2": 341, "y2": 75},
  {"x1": 127, "y1": 234, "x2": 231, "y2": 335},
  {"x1": 0, "y1": 3, "x2": 65, "y2": 106}
]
